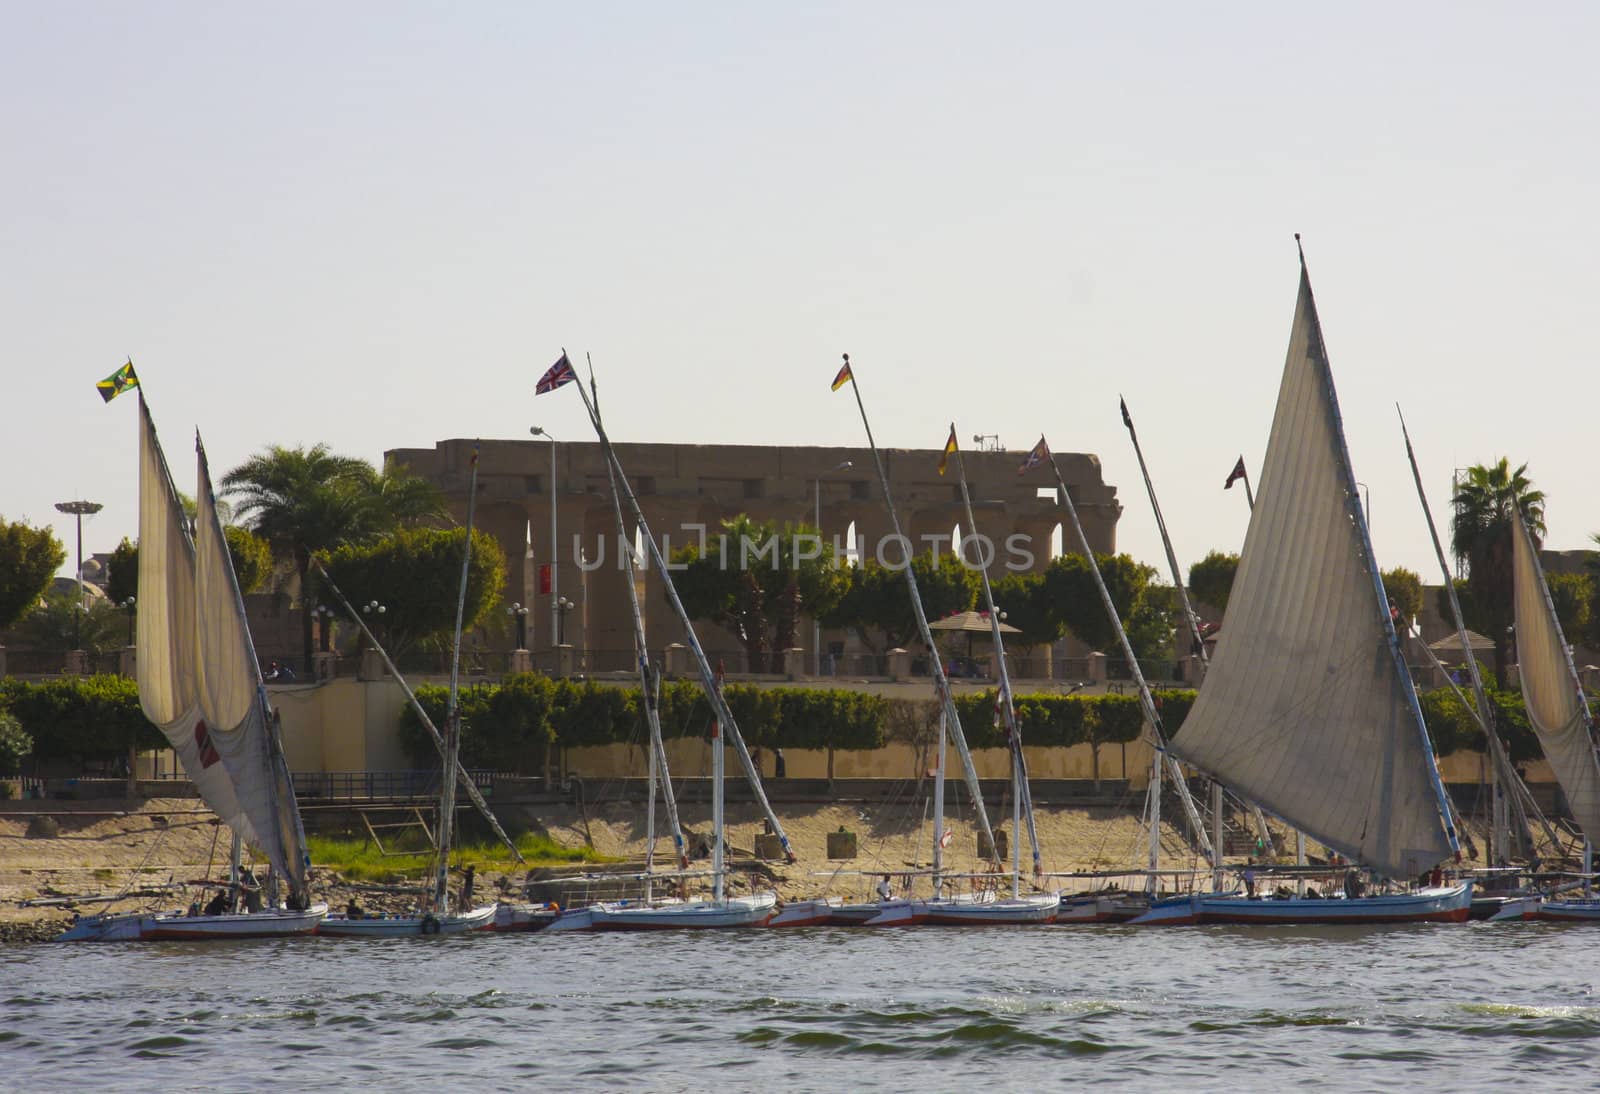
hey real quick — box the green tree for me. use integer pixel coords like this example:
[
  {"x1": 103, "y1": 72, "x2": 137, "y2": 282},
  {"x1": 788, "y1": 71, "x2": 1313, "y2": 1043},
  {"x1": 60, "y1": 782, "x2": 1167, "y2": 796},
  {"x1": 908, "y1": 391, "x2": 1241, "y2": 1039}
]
[
  {"x1": 105, "y1": 537, "x2": 138, "y2": 607},
  {"x1": 991, "y1": 570, "x2": 1061, "y2": 650},
  {"x1": 319, "y1": 527, "x2": 506, "y2": 658},
  {"x1": 1546, "y1": 571, "x2": 1592, "y2": 644},
  {"x1": 1451, "y1": 459, "x2": 1545, "y2": 687},
  {"x1": 13, "y1": 590, "x2": 126, "y2": 656},
  {"x1": 671, "y1": 516, "x2": 848, "y2": 672},
  {"x1": 223, "y1": 446, "x2": 447, "y2": 671},
  {"x1": 0, "y1": 709, "x2": 32, "y2": 777},
  {"x1": 1187, "y1": 550, "x2": 1239, "y2": 615},
  {"x1": 1381, "y1": 566, "x2": 1424, "y2": 628},
  {"x1": 1045, "y1": 552, "x2": 1160, "y2": 655},
  {"x1": 0, "y1": 517, "x2": 66, "y2": 631},
  {"x1": 821, "y1": 550, "x2": 979, "y2": 655}
]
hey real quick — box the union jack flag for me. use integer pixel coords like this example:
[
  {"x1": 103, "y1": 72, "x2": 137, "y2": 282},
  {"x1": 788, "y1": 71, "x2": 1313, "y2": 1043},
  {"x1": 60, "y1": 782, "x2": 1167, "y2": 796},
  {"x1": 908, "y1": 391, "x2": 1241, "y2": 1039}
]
[
  {"x1": 1017, "y1": 435, "x2": 1050, "y2": 475},
  {"x1": 536, "y1": 353, "x2": 577, "y2": 396}
]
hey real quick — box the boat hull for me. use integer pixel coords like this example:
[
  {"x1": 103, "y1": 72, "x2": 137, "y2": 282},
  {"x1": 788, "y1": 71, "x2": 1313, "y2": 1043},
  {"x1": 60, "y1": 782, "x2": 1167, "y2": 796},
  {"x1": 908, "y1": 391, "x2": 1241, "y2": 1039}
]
[
  {"x1": 317, "y1": 904, "x2": 496, "y2": 937},
  {"x1": 60, "y1": 904, "x2": 329, "y2": 941},
  {"x1": 865, "y1": 892, "x2": 1060, "y2": 926},
  {"x1": 1055, "y1": 892, "x2": 1150, "y2": 923},
  {"x1": 1131, "y1": 884, "x2": 1473, "y2": 926},
  {"x1": 769, "y1": 898, "x2": 884, "y2": 927},
  {"x1": 554, "y1": 893, "x2": 777, "y2": 931},
  {"x1": 491, "y1": 902, "x2": 561, "y2": 932},
  {"x1": 54, "y1": 912, "x2": 158, "y2": 942},
  {"x1": 1492, "y1": 897, "x2": 1600, "y2": 922}
]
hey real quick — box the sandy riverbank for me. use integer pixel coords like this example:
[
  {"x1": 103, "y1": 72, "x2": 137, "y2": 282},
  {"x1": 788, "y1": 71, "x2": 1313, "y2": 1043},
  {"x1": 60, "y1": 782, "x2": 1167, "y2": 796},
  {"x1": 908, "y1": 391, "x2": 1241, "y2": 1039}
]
[{"x1": 2, "y1": 794, "x2": 1498, "y2": 941}]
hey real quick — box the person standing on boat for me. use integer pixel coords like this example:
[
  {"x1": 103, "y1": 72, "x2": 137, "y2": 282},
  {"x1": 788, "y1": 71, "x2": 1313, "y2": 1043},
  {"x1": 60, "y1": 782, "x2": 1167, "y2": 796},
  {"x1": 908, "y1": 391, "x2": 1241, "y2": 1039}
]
[
  {"x1": 877, "y1": 874, "x2": 893, "y2": 902},
  {"x1": 459, "y1": 864, "x2": 477, "y2": 912},
  {"x1": 1242, "y1": 859, "x2": 1258, "y2": 898}
]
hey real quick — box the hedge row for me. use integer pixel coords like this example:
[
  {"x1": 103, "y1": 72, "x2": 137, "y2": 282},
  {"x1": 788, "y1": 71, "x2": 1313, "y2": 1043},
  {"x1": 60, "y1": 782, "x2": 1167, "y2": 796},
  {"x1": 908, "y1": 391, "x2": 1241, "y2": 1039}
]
[
  {"x1": 0, "y1": 675, "x2": 163, "y2": 767},
  {"x1": 397, "y1": 675, "x2": 892, "y2": 772}
]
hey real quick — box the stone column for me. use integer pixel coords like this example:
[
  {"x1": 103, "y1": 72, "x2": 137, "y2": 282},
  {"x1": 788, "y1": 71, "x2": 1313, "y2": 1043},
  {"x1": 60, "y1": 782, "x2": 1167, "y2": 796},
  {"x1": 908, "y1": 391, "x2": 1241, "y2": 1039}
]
[
  {"x1": 1086, "y1": 651, "x2": 1107, "y2": 686},
  {"x1": 887, "y1": 648, "x2": 910, "y2": 681},
  {"x1": 119, "y1": 646, "x2": 137, "y2": 678},
  {"x1": 782, "y1": 647, "x2": 805, "y2": 681}
]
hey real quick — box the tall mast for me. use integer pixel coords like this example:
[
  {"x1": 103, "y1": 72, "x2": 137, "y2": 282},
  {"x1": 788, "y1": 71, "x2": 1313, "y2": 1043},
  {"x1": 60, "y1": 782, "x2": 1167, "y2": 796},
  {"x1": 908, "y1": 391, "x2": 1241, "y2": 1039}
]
[
  {"x1": 1036, "y1": 442, "x2": 1214, "y2": 864},
  {"x1": 711, "y1": 665, "x2": 726, "y2": 903},
  {"x1": 951, "y1": 436, "x2": 1041, "y2": 883},
  {"x1": 433, "y1": 442, "x2": 479, "y2": 915},
  {"x1": 601, "y1": 445, "x2": 688, "y2": 874},
  {"x1": 930, "y1": 705, "x2": 948, "y2": 896},
  {"x1": 833, "y1": 357, "x2": 1001, "y2": 868},
  {"x1": 562, "y1": 358, "x2": 796, "y2": 859},
  {"x1": 1398, "y1": 408, "x2": 1555, "y2": 861}
]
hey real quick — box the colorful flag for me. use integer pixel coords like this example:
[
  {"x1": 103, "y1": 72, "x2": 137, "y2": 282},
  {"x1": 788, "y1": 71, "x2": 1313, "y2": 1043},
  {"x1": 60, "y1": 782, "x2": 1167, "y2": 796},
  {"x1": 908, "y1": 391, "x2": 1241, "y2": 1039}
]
[
  {"x1": 937, "y1": 425, "x2": 958, "y2": 476},
  {"x1": 1119, "y1": 397, "x2": 1132, "y2": 430},
  {"x1": 831, "y1": 357, "x2": 853, "y2": 391},
  {"x1": 536, "y1": 353, "x2": 577, "y2": 395},
  {"x1": 1224, "y1": 456, "x2": 1248, "y2": 490},
  {"x1": 1017, "y1": 435, "x2": 1050, "y2": 475},
  {"x1": 96, "y1": 359, "x2": 139, "y2": 403}
]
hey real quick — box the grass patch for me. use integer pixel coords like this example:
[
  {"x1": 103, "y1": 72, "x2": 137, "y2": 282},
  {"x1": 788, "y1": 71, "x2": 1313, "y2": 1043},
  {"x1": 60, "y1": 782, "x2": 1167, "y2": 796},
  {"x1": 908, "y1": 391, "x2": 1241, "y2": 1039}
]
[{"x1": 307, "y1": 832, "x2": 612, "y2": 883}]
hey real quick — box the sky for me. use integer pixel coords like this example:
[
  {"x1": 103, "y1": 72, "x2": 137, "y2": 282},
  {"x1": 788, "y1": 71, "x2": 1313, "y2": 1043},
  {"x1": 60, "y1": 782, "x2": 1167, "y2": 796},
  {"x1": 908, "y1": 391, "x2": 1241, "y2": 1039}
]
[{"x1": 5, "y1": 2, "x2": 1597, "y2": 588}]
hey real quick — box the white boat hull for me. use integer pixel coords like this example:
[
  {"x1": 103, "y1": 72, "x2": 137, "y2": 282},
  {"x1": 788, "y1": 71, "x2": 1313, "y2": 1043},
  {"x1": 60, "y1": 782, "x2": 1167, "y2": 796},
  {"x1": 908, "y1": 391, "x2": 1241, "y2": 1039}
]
[
  {"x1": 864, "y1": 892, "x2": 1060, "y2": 926},
  {"x1": 1491, "y1": 897, "x2": 1600, "y2": 922},
  {"x1": 55, "y1": 912, "x2": 159, "y2": 942},
  {"x1": 1130, "y1": 884, "x2": 1473, "y2": 926},
  {"x1": 769, "y1": 898, "x2": 885, "y2": 927},
  {"x1": 551, "y1": 892, "x2": 777, "y2": 931},
  {"x1": 1055, "y1": 892, "x2": 1149, "y2": 923},
  {"x1": 317, "y1": 904, "x2": 497, "y2": 937}
]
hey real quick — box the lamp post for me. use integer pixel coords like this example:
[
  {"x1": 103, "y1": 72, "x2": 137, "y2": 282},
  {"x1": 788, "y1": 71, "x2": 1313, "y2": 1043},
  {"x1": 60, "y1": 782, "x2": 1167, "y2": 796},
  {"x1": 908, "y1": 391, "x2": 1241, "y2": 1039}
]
[
  {"x1": 363, "y1": 599, "x2": 387, "y2": 646},
  {"x1": 312, "y1": 604, "x2": 334, "y2": 652},
  {"x1": 507, "y1": 602, "x2": 529, "y2": 651},
  {"x1": 813, "y1": 459, "x2": 853, "y2": 675},
  {"x1": 555, "y1": 596, "x2": 575, "y2": 646},
  {"x1": 120, "y1": 596, "x2": 136, "y2": 647},
  {"x1": 55, "y1": 499, "x2": 103, "y2": 646},
  {"x1": 530, "y1": 426, "x2": 559, "y2": 651}
]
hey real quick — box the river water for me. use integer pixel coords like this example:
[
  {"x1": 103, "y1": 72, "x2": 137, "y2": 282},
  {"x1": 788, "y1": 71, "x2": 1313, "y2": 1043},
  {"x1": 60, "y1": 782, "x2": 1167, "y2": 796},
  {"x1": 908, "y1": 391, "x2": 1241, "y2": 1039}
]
[{"x1": 5, "y1": 921, "x2": 1598, "y2": 1091}]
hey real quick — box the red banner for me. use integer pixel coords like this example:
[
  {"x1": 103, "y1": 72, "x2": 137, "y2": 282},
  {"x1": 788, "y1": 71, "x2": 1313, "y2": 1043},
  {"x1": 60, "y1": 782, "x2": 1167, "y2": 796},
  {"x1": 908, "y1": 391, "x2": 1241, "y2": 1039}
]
[{"x1": 538, "y1": 563, "x2": 552, "y2": 595}]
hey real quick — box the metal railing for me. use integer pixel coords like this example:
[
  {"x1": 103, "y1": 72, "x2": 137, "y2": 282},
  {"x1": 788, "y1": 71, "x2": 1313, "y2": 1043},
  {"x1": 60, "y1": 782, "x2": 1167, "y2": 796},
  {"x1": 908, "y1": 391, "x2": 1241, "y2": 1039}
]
[{"x1": 290, "y1": 769, "x2": 498, "y2": 802}]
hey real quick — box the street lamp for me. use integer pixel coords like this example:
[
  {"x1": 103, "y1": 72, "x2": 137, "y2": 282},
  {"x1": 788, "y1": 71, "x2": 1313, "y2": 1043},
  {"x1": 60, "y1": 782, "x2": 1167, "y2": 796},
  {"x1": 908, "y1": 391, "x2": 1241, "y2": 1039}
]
[
  {"x1": 555, "y1": 596, "x2": 575, "y2": 646},
  {"x1": 813, "y1": 459, "x2": 853, "y2": 675},
  {"x1": 120, "y1": 596, "x2": 136, "y2": 647},
  {"x1": 54, "y1": 499, "x2": 103, "y2": 630},
  {"x1": 507, "y1": 602, "x2": 529, "y2": 651},
  {"x1": 530, "y1": 426, "x2": 560, "y2": 653},
  {"x1": 312, "y1": 604, "x2": 334, "y2": 652},
  {"x1": 363, "y1": 599, "x2": 387, "y2": 645}
]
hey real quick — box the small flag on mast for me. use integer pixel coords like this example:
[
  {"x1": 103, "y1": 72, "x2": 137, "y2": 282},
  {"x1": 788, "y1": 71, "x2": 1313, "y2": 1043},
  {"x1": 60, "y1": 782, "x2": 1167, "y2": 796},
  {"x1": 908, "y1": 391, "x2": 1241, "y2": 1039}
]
[
  {"x1": 1017, "y1": 435, "x2": 1050, "y2": 475},
  {"x1": 830, "y1": 356, "x2": 853, "y2": 391},
  {"x1": 536, "y1": 353, "x2": 577, "y2": 396},
  {"x1": 1224, "y1": 456, "x2": 1248, "y2": 490},
  {"x1": 96, "y1": 359, "x2": 139, "y2": 403},
  {"x1": 1119, "y1": 397, "x2": 1133, "y2": 430},
  {"x1": 937, "y1": 425, "x2": 957, "y2": 476}
]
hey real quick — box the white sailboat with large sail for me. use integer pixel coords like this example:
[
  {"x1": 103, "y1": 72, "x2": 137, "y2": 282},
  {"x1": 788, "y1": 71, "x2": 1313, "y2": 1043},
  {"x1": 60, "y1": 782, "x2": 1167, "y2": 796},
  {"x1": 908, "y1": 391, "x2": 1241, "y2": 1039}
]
[
  {"x1": 1490, "y1": 512, "x2": 1600, "y2": 922},
  {"x1": 1130, "y1": 242, "x2": 1470, "y2": 925},
  {"x1": 543, "y1": 354, "x2": 779, "y2": 930},
  {"x1": 318, "y1": 446, "x2": 498, "y2": 937},
  {"x1": 61, "y1": 397, "x2": 326, "y2": 941}
]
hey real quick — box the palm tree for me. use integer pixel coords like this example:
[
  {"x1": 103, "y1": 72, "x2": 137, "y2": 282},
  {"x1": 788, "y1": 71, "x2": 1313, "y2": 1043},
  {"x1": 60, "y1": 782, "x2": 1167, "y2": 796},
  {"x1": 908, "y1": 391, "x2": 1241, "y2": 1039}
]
[
  {"x1": 222, "y1": 445, "x2": 446, "y2": 672},
  {"x1": 1450, "y1": 458, "x2": 1545, "y2": 687}
]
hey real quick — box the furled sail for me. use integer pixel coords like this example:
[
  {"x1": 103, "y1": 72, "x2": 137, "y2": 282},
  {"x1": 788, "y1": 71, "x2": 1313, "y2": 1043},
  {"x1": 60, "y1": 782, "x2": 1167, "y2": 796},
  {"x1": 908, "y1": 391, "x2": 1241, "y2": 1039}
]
[
  {"x1": 135, "y1": 397, "x2": 255, "y2": 844},
  {"x1": 193, "y1": 437, "x2": 309, "y2": 898},
  {"x1": 1512, "y1": 514, "x2": 1600, "y2": 840},
  {"x1": 1168, "y1": 260, "x2": 1454, "y2": 878}
]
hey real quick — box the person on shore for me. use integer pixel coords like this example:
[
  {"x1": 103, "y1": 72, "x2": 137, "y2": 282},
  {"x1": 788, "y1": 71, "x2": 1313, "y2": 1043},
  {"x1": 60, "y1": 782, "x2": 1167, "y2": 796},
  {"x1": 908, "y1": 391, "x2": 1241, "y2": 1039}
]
[
  {"x1": 774, "y1": 749, "x2": 787, "y2": 778},
  {"x1": 1242, "y1": 858, "x2": 1258, "y2": 898}
]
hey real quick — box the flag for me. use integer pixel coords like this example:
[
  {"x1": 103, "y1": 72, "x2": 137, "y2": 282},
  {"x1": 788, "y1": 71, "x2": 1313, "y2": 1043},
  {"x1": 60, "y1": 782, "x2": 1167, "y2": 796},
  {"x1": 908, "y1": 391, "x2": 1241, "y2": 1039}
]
[
  {"x1": 1119, "y1": 397, "x2": 1132, "y2": 430},
  {"x1": 831, "y1": 357, "x2": 853, "y2": 391},
  {"x1": 937, "y1": 425, "x2": 957, "y2": 476},
  {"x1": 536, "y1": 353, "x2": 577, "y2": 396},
  {"x1": 1017, "y1": 435, "x2": 1050, "y2": 475},
  {"x1": 1224, "y1": 456, "x2": 1248, "y2": 490},
  {"x1": 96, "y1": 359, "x2": 139, "y2": 403}
]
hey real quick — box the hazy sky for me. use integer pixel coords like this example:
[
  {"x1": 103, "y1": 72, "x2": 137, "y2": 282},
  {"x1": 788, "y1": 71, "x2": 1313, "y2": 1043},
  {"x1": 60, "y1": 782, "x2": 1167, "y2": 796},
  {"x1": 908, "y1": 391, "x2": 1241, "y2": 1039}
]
[{"x1": 6, "y1": 2, "x2": 1597, "y2": 588}]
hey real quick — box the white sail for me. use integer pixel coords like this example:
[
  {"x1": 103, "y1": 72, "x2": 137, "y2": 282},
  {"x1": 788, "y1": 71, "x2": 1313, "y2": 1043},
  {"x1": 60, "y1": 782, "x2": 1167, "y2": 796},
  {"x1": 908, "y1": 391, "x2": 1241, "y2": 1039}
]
[
  {"x1": 193, "y1": 437, "x2": 309, "y2": 898},
  {"x1": 1512, "y1": 514, "x2": 1600, "y2": 840},
  {"x1": 1168, "y1": 262, "x2": 1454, "y2": 879},
  {"x1": 135, "y1": 398, "x2": 256, "y2": 844}
]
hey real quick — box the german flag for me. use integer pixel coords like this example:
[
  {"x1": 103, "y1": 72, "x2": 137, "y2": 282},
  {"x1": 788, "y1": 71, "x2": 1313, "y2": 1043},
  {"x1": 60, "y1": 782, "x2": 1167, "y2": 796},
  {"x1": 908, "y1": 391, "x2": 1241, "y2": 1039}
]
[
  {"x1": 830, "y1": 356, "x2": 853, "y2": 391},
  {"x1": 96, "y1": 359, "x2": 139, "y2": 403},
  {"x1": 937, "y1": 425, "x2": 958, "y2": 476}
]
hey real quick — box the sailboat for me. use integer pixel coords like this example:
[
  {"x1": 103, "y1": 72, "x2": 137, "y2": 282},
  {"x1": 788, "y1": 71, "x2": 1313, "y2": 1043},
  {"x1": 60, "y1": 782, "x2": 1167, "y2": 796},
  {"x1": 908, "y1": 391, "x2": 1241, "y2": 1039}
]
[
  {"x1": 1129, "y1": 241, "x2": 1471, "y2": 925},
  {"x1": 318, "y1": 446, "x2": 498, "y2": 937},
  {"x1": 60, "y1": 398, "x2": 327, "y2": 941},
  {"x1": 542, "y1": 354, "x2": 779, "y2": 930},
  {"x1": 1489, "y1": 512, "x2": 1600, "y2": 922}
]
